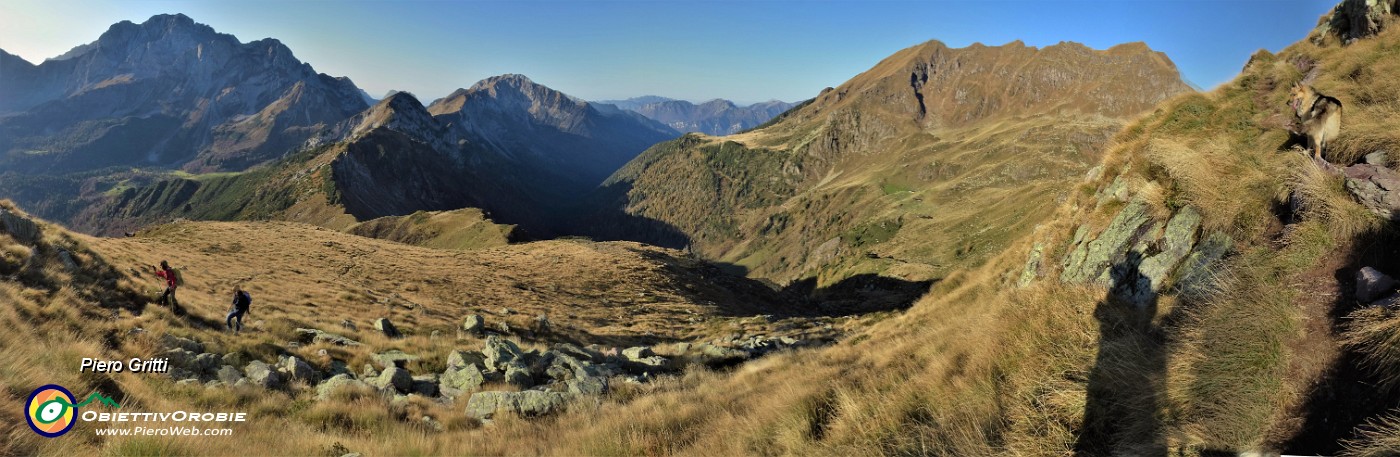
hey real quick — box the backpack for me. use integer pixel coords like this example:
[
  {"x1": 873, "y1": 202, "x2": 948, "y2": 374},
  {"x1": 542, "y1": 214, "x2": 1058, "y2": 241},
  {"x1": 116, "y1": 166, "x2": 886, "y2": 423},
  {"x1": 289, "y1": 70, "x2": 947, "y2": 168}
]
[
  {"x1": 235, "y1": 291, "x2": 252, "y2": 310},
  {"x1": 171, "y1": 268, "x2": 185, "y2": 287}
]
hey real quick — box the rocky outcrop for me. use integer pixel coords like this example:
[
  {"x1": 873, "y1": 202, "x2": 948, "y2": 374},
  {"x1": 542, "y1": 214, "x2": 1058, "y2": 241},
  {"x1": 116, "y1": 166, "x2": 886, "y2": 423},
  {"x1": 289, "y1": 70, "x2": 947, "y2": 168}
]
[
  {"x1": 482, "y1": 336, "x2": 526, "y2": 371},
  {"x1": 1056, "y1": 199, "x2": 1229, "y2": 306},
  {"x1": 0, "y1": 14, "x2": 369, "y2": 173},
  {"x1": 1343, "y1": 158, "x2": 1400, "y2": 221},
  {"x1": 1316, "y1": 0, "x2": 1399, "y2": 43},
  {"x1": 0, "y1": 209, "x2": 41, "y2": 245}
]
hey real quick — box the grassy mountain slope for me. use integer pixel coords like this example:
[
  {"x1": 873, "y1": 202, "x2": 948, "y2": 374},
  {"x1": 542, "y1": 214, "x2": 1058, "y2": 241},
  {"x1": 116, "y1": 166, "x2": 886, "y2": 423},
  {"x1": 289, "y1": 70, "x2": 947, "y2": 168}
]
[
  {"x1": 592, "y1": 40, "x2": 1192, "y2": 289},
  {"x1": 0, "y1": 204, "x2": 865, "y2": 455},
  {"x1": 453, "y1": 8, "x2": 1400, "y2": 455}
]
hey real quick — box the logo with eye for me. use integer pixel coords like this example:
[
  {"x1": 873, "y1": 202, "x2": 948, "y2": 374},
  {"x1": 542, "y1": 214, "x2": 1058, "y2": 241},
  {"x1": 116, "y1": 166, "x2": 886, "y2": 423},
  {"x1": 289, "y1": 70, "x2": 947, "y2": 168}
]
[{"x1": 26, "y1": 385, "x2": 77, "y2": 438}]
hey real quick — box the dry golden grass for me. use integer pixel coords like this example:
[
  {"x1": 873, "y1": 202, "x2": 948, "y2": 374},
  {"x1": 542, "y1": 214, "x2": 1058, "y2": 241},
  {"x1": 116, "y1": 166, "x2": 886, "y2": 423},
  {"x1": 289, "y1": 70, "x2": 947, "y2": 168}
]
[{"x1": 1341, "y1": 411, "x2": 1400, "y2": 457}]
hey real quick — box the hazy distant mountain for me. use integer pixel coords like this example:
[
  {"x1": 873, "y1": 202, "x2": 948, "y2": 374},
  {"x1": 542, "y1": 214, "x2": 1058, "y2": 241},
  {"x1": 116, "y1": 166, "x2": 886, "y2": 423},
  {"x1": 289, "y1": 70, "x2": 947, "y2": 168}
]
[
  {"x1": 0, "y1": 13, "x2": 368, "y2": 173},
  {"x1": 594, "y1": 97, "x2": 798, "y2": 136},
  {"x1": 593, "y1": 95, "x2": 677, "y2": 111},
  {"x1": 428, "y1": 74, "x2": 680, "y2": 186}
]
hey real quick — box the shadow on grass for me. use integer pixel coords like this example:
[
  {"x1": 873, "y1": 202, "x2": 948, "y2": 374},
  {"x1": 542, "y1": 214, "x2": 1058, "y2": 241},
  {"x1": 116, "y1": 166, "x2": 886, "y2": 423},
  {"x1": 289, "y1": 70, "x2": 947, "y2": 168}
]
[{"x1": 1074, "y1": 251, "x2": 1168, "y2": 457}]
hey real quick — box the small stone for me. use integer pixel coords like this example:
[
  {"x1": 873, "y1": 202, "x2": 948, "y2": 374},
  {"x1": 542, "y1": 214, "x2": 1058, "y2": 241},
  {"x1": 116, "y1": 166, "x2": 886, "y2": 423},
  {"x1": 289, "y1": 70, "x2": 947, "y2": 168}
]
[{"x1": 1357, "y1": 267, "x2": 1398, "y2": 302}]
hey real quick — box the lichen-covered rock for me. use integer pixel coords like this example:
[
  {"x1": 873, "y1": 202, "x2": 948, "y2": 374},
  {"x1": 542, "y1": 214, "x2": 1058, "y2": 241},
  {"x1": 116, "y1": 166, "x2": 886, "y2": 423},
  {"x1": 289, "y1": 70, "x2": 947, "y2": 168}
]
[
  {"x1": 1017, "y1": 242, "x2": 1045, "y2": 287},
  {"x1": 369, "y1": 367, "x2": 413, "y2": 393},
  {"x1": 411, "y1": 375, "x2": 440, "y2": 397},
  {"x1": 215, "y1": 365, "x2": 244, "y2": 385},
  {"x1": 244, "y1": 360, "x2": 284, "y2": 389},
  {"x1": 503, "y1": 365, "x2": 534, "y2": 388},
  {"x1": 1137, "y1": 206, "x2": 1202, "y2": 291},
  {"x1": 567, "y1": 376, "x2": 608, "y2": 396},
  {"x1": 161, "y1": 335, "x2": 205, "y2": 353},
  {"x1": 465, "y1": 391, "x2": 572, "y2": 420},
  {"x1": 440, "y1": 364, "x2": 486, "y2": 392},
  {"x1": 446, "y1": 350, "x2": 485, "y2": 370},
  {"x1": 482, "y1": 336, "x2": 525, "y2": 371},
  {"x1": 462, "y1": 314, "x2": 485, "y2": 334},
  {"x1": 1175, "y1": 232, "x2": 1233, "y2": 296},
  {"x1": 621, "y1": 346, "x2": 654, "y2": 361},
  {"x1": 316, "y1": 374, "x2": 371, "y2": 400},
  {"x1": 1316, "y1": 0, "x2": 1397, "y2": 42}
]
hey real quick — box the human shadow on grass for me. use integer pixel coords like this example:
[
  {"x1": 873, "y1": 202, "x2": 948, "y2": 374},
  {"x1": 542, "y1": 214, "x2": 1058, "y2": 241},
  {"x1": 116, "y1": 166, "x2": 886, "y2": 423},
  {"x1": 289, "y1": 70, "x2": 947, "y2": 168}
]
[{"x1": 1074, "y1": 251, "x2": 1168, "y2": 457}]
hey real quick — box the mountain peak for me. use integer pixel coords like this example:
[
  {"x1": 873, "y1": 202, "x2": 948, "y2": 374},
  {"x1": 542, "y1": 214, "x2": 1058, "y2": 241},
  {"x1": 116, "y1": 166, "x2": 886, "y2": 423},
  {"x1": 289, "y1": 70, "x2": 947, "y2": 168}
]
[{"x1": 471, "y1": 73, "x2": 538, "y2": 90}]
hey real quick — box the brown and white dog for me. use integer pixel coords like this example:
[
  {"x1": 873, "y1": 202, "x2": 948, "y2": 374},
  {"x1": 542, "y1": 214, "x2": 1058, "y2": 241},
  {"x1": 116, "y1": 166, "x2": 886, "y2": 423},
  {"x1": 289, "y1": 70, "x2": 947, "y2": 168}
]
[{"x1": 1288, "y1": 84, "x2": 1343, "y2": 161}]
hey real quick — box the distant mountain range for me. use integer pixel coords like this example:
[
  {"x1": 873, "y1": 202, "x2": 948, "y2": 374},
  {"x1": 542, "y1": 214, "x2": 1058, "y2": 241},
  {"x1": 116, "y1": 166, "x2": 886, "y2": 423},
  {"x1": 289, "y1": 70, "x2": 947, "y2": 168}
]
[
  {"x1": 0, "y1": 14, "x2": 678, "y2": 236},
  {"x1": 594, "y1": 96, "x2": 798, "y2": 136}
]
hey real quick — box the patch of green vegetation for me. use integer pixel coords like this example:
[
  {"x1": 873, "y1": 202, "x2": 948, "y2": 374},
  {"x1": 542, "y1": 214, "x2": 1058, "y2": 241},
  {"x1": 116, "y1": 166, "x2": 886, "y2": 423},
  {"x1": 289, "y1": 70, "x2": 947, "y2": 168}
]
[
  {"x1": 1158, "y1": 94, "x2": 1215, "y2": 134},
  {"x1": 879, "y1": 180, "x2": 913, "y2": 196},
  {"x1": 841, "y1": 218, "x2": 902, "y2": 248}
]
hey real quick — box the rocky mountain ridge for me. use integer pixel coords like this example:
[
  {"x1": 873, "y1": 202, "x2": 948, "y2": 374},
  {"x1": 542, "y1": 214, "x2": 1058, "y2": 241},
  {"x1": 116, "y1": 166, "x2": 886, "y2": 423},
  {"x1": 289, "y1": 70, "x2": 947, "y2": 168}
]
[
  {"x1": 595, "y1": 97, "x2": 799, "y2": 135},
  {"x1": 0, "y1": 13, "x2": 369, "y2": 173}
]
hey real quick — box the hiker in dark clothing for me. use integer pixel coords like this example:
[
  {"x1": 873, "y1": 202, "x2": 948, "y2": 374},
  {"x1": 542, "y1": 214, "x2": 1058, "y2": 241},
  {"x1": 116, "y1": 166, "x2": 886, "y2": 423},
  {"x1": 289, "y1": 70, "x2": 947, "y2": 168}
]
[
  {"x1": 227, "y1": 286, "x2": 252, "y2": 334},
  {"x1": 152, "y1": 261, "x2": 179, "y2": 307}
]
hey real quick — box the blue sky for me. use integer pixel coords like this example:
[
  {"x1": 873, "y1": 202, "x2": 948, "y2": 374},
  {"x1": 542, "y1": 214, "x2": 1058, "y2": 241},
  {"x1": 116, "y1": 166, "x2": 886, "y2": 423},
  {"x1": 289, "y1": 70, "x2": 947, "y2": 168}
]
[{"x1": 1, "y1": 1, "x2": 1335, "y2": 104}]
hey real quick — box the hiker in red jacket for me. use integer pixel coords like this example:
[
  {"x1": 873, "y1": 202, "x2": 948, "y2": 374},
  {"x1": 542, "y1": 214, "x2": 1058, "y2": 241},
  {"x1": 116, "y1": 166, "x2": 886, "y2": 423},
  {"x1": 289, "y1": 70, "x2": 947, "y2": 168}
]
[{"x1": 152, "y1": 260, "x2": 179, "y2": 307}]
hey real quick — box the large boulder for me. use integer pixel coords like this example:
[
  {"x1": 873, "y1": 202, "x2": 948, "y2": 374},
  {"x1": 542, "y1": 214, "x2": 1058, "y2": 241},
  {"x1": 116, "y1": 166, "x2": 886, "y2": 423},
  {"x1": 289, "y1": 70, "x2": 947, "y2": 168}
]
[
  {"x1": 440, "y1": 364, "x2": 486, "y2": 393},
  {"x1": 411, "y1": 375, "x2": 440, "y2": 397},
  {"x1": 316, "y1": 374, "x2": 372, "y2": 400},
  {"x1": 374, "y1": 318, "x2": 402, "y2": 338},
  {"x1": 189, "y1": 353, "x2": 222, "y2": 377},
  {"x1": 1357, "y1": 267, "x2": 1398, "y2": 302},
  {"x1": 482, "y1": 336, "x2": 525, "y2": 371},
  {"x1": 503, "y1": 365, "x2": 534, "y2": 388},
  {"x1": 244, "y1": 360, "x2": 284, "y2": 389},
  {"x1": 368, "y1": 367, "x2": 413, "y2": 393},
  {"x1": 462, "y1": 315, "x2": 485, "y2": 334},
  {"x1": 280, "y1": 356, "x2": 319, "y2": 382},
  {"x1": 0, "y1": 209, "x2": 41, "y2": 245},
  {"x1": 465, "y1": 391, "x2": 572, "y2": 420}
]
